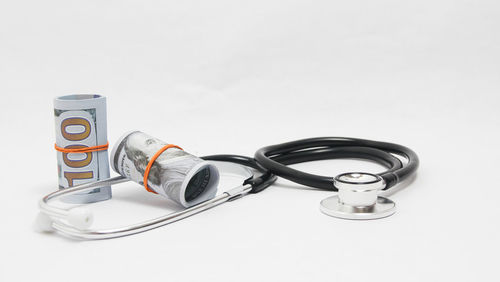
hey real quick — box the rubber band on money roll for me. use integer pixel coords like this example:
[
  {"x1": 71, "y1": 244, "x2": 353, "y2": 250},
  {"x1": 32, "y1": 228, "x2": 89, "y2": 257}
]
[
  {"x1": 54, "y1": 142, "x2": 109, "y2": 153},
  {"x1": 143, "y1": 144, "x2": 184, "y2": 194}
]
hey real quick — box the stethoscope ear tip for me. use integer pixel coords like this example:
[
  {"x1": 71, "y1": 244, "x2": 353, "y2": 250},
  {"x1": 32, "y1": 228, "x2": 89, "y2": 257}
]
[
  {"x1": 67, "y1": 208, "x2": 94, "y2": 230},
  {"x1": 34, "y1": 213, "x2": 55, "y2": 233},
  {"x1": 34, "y1": 208, "x2": 94, "y2": 234}
]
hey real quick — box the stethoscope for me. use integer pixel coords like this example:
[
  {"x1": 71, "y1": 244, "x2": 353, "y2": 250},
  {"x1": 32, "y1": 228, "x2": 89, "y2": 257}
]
[
  {"x1": 37, "y1": 137, "x2": 419, "y2": 240},
  {"x1": 254, "y1": 137, "x2": 419, "y2": 219}
]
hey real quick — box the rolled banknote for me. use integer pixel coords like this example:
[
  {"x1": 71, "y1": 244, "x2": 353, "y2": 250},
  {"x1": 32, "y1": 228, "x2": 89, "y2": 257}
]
[
  {"x1": 111, "y1": 131, "x2": 219, "y2": 207},
  {"x1": 54, "y1": 94, "x2": 111, "y2": 203}
]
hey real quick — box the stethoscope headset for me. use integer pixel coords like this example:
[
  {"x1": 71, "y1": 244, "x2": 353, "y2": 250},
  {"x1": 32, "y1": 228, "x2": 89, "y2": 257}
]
[{"x1": 37, "y1": 137, "x2": 419, "y2": 240}]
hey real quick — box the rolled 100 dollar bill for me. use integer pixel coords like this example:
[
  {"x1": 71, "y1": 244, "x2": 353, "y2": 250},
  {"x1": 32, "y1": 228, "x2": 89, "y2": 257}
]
[
  {"x1": 54, "y1": 94, "x2": 111, "y2": 203},
  {"x1": 110, "y1": 131, "x2": 219, "y2": 207}
]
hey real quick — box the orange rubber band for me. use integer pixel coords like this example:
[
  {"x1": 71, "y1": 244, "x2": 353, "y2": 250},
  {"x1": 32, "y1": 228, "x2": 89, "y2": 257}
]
[
  {"x1": 54, "y1": 142, "x2": 109, "y2": 153},
  {"x1": 143, "y1": 144, "x2": 183, "y2": 194}
]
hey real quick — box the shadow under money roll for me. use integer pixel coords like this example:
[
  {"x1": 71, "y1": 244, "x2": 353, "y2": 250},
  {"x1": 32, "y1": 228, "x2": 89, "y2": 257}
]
[{"x1": 110, "y1": 131, "x2": 220, "y2": 207}]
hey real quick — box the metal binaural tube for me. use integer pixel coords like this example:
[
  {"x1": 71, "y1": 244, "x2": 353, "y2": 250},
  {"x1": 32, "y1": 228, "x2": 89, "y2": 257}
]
[{"x1": 51, "y1": 184, "x2": 252, "y2": 239}]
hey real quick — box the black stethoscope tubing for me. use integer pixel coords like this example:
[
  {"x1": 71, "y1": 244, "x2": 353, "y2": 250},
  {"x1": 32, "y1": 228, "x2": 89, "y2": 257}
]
[
  {"x1": 201, "y1": 154, "x2": 276, "y2": 193},
  {"x1": 254, "y1": 137, "x2": 419, "y2": 190}
]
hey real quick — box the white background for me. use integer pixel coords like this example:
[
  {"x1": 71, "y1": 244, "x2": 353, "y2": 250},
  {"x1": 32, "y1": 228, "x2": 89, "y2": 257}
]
[{"x1": 1, "y1": 0, "x2": 499, "y2": 281}]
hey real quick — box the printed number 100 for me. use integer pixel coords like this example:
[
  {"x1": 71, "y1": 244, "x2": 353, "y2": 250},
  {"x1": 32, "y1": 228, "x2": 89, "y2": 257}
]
[{"x1": 61, "y1": 117, "x2": 93, "y2": 186}]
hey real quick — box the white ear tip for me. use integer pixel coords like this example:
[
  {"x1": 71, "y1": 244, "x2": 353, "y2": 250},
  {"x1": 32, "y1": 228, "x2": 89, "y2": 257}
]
[
  {"x1": 67, "y1": 208, "x2": 94, "y2": 230},
  {"x1": 34, "y1": 213, "x2": 54, "y2": 233}
]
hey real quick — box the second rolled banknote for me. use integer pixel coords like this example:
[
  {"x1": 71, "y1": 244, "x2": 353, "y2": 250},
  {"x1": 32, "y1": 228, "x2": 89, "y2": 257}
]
[{"x1": 110, "y1": 131, "x2": 219, "y2": 207}]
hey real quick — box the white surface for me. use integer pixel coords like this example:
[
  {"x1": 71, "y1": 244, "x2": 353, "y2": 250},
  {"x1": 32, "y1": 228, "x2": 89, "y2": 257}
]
[{"x1": 1, "y1": 1, "x2": 499, "y2": 281}]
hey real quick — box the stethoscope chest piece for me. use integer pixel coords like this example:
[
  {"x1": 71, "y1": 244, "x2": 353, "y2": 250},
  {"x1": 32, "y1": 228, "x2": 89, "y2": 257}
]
[{"x1": 319, "y1": 172, "x2": 396, "y2": 220}]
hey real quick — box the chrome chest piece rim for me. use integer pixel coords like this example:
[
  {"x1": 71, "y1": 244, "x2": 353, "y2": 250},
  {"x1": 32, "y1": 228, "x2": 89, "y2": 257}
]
[{"x1": 319, "y1": 172, "x2": 396, "y2": 220}]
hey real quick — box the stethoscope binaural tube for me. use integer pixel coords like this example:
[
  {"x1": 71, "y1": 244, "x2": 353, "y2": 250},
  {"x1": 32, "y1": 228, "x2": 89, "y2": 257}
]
[
  {"x1": 36, "y1": 155, "x2": 275, "y2": 240},
  {"x1": 254, "y1": 137, "x2": 419, "y2": 191}
]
